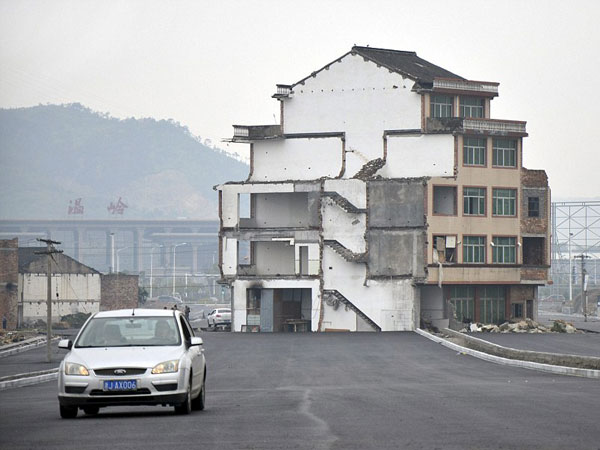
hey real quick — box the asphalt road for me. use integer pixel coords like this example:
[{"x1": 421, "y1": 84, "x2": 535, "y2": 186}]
[
  {"x1": 1, "y1": 332, "x2": 599, "y2": 449},
  {"x1": 471, "y1": 333, "x2": 600, "y2": 357}
]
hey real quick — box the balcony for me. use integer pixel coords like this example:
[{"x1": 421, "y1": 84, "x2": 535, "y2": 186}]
[
  {"x1": 426, "y1": 117, "x2": 527, "y2": 137},
  {"x1": 433, "y1": 78, "x2": 499, "y2": 96},
  {"x1": 272, "y1": 84, "x2": 292, "y2": 98},
  {"x1": 231, "y1": 124, "x2": 282, "y2": 143}
]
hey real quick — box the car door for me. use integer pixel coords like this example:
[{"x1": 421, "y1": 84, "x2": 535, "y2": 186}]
[{"x1": 179, "y1": 315, "x2": 203, "y2": 393}]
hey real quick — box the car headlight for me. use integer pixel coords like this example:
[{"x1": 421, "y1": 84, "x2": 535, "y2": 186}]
[
  {"x1": 64, "y1": 362, "x2": 89, "y2": 376},
  {"x1": 151, "y1": 360, "x2": 179, "y2": 374}
]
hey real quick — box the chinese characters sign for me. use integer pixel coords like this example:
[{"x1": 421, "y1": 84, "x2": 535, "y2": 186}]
[{"x1": 107, "y1": 197, "x2": 128, "y2": 215}]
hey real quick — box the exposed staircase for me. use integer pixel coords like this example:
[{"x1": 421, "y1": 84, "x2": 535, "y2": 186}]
[
  {"x1": 323, "y1": 289, "x2": 381, "y2": 332},
  {"x1": 352, "y1": 158, "x2": 386, "y2": 180},
  {"x1": 322, "y1": 192, "x2": 366, "y2": 214},
  {"x1": 324, "y1": 240, "x2": 368, "y2": 263}
]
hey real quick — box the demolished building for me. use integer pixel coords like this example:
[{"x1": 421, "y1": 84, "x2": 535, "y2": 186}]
[{"x1": 216, "y1": 46, "x2": 550, "y2": 332}]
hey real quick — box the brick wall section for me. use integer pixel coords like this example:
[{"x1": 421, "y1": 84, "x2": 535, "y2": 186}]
[
  {"x1": 521, "y1": 168, "x2": 549, "y2": 235},
  {"x1": 520, "y1": 267, "x2": 548, "y2": 281},
  {"x1": 100, "y1": 274, "x2": 139, "y2": 311},
  {"x1": 0, "y1": 239, "x2": 19, "y2": 329},
  {"x1": 510, "y1": 284, "x2": 536, "y2": 302}
]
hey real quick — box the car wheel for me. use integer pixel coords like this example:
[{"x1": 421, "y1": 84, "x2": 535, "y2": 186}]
[
  {"x1": 59, "y1": 404, "x2": 78, "y2": 419},
  {"x1": 174, "y1": 378, "x2": 192, "y2": 415},
  {"x1": 192, "y1": 374, "x2": 205, "y2": 411},
  {"x1": 83, "y1": 406, "x2": 99, "y2": 416}
]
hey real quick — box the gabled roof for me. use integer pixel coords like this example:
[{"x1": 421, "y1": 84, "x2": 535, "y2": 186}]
[
  {"x1": 18, "y1": 247, "x2": 100, "y2": 274},
  {"x1": 291, "y1": 45, "x2": 464, "y2": 89}
]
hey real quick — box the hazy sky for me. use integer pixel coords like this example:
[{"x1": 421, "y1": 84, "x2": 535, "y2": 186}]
[{"x1": 1, "y1": 0, "x2": 598, "y2": 199}]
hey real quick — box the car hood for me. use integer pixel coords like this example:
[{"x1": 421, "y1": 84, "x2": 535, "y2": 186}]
[{"x1": 68, "y1": 346, "x2": 184, "y2": 369}]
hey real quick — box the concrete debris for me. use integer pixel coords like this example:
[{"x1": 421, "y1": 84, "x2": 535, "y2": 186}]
[
  {"x1": 459, "y1": 318, "x2": 582, "y2": 334},
  {"x1": 0, "y1": 330, "x2": 42, "y2": 346}
]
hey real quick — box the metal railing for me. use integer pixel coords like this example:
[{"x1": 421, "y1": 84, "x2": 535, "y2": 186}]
[{"x1": 433, "y1": 79, "x2": 499, "y2": 94}]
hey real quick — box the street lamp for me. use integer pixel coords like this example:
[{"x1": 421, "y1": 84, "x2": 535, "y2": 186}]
[
  {"x1": 116, "y1": 246, "x2": 131, "y2": 273},
  {"x1": 172, "y1": 243, "x2": 187, "y2": 296},
  {"x1": 150, "y1": 244, "x2": 164, "y2": 299}
]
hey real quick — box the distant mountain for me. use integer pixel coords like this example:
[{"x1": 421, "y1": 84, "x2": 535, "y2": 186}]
[{"x1": 0, "y1": 104, "x2": 248, "y2": 219}]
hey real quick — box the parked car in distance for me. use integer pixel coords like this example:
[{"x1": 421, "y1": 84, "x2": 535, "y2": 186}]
[
  {"x1": 57, "y1": 308, "x2": 206, "y2": 418},
  {"x1": 207, "y1": 308, "x2": 231, "y2": 329}
]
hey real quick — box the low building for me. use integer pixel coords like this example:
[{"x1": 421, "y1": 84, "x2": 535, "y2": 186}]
[{"x1": 217, "y1": 46, "x2": 550, "y2": 332}]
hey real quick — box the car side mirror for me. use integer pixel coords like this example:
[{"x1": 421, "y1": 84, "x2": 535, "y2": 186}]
[
  {"x1": 190, "y1": 337, "x2": 203, "y2": 347},
  {"x1": 58, "y1": 339, "x2": 72, "y2": 350}
]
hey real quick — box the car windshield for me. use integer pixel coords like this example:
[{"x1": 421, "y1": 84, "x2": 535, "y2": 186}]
[{"x1": 75, "y1": 316, "x2": 181, "y2": 348}]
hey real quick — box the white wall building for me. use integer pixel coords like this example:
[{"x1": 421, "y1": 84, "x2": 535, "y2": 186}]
[{"x1": 217, "y1": 46, "x2": 550, "y2": 332}]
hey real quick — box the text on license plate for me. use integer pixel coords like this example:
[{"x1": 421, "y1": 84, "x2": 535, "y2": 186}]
[{"x1": 103, "y1": 379, "x2": 138, "y2": 391}]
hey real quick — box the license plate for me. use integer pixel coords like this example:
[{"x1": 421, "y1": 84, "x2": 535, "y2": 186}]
[{"x1": 103, "y1": 379, "x2": 138, "y2": 391}]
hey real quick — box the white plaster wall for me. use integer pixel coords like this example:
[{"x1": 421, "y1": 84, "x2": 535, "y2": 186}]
[
  {"x1": 20, "y1": 273, "x2": 101, "y2": 322},
  {"x1": 322, "y1": 247, "x2": 417, "y2": 331},
  {"x1": 294, "y1": 243, "x2": 320, "y2": 275},
  {"x1": 283, "y1": 53, "x2": 422, "y2": 176},
  {"x1": 250, "y1": 138, "x2": 343, "y2": 182},
  {"x1": 222, "y1": 237, "x2": 238, "y2": 275},
  {"x1": 231, "y1": 279, "x2": 321, "y2": 332},
  {"x1": 254, "y1": 193, "x2": 310, "y2": 227},
  {"x1": 322, "y1": 200, "x2": 366, "y2": 253},
  {"x1": 255, "y1": 241, "x2": 295, "y2": 275},
  {"x1": 323, "y1": 179, "x2": 367, "y2": 209},
  {"x1": 380, "y1": 134, "x2": 455, "y2": 178}
]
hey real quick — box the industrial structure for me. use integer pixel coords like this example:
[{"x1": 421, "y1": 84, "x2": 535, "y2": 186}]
[{"x1": 217, "y1": 46, "x2": 551, "y2": 332}]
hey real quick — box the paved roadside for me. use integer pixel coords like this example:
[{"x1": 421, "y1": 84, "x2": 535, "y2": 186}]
[
  {"x1": 538, "y1": 311, "x2": 600, "y2": 333},
  {"x1": 470, "y1": 332, "x2": 600, "y2": 357}
]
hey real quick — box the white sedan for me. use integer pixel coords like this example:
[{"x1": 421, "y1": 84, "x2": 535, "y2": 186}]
[
  {"x1": 57, "y1": 308, "x2": 206, "y2": 418},
  {"x1": 207, "y1": 308, "x2": 231, "y2": 329}
]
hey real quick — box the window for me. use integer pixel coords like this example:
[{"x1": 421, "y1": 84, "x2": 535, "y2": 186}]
[
  {"x1": 492, "y1": 188, "x2": 516, "y2": 216},
  {"x1": 528, "y1": 196, "x2": 540, "y2": 217},
  {"x1": 511, "y1": 303, "x2": 524, "y2": 319},
  {"x1": 480, "y1": 286, "x2": 506, "y2": 324},
  {"x1": 460, "y1": 96, "x2": 484, "y2": 118},
  {"x1": 463, "y1": 236, "x2": 486, "y2": 263},
  {"x1": 449, "y1": 286, "x2": 474, "y2": 322},
  {"x1": 463, "y1": 137, "x2": 486, "y2": 166},
  {"x1": 463, "y1": 187, "x2": 486, "y2": 216},
  {"x1": 431, "y1": 95, "x2": 453, "y2": 118},
  {"x1": 492, "y1": 237, "x2": 516, "y2": 263},
  {"x1": 492, "y1": 139, "x2": 517, "y2": 167}
]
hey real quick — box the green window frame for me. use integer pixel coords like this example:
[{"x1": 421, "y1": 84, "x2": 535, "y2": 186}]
[
  {"x1": 463, "y1": 236, "x2": 486, "y2": 263},
  {"x1": 463, "y1": 187, "x2": 486, "y2": 216},
  {"x1": 492, "y1": 139, "x2": 517, "y2": 167},
  {"x1": 431, "y1": 95, "x2": 453, "y2": 118},
  {"x1": 492, "y1": 188, "x2": 516, "y2": 216},
  {"x1": 463, "y1": 137, "x2": 486, "y2": 166},
  {"x1": 460, "y1": 96, "x2": 484, "y2": 118},
  {"x1": 480, "y1": 286, "x2": 506, "y2": 324},
  {"x1": 492, "y1": 237, "x2": 516, "y2": 263},
  {"x1": 449, "y1": 286, "x2": 475, "y2": 322}
]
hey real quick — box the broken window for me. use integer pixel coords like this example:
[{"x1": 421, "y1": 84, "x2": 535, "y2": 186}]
[
  {"x1": 463, "y1": 137, "x2": 486, "y2": 166},
  {"x1": 460, "y1": 96, "x2": 484, "y2": 118},
  {"x1": 238, "y1": 240, "x2": 251, "y2": 265},
  {"x1": 463, "y1": 236, "x2": 486, "y2": 263},
  {"x1": 522, "y1": 237, "x2": 544, "y2": 265},
  {"x1": 463, "y1": 187, "x2": 486, "y2": 216},
  {"x1": 431, "y1": 95, "x2": 453, "y2": 118},
  {"x1": 434, "y1": 235, "x2": 456, "y2": 263},
  {"x1": 528, "y1": 196, "x2": 540, "y2": 217},
  {"x1": 433, "y1": 186, "x2": 457, "y2": 215},
  {"x1": 492, "y1": 188, "x2": 516, "y2": 216}
]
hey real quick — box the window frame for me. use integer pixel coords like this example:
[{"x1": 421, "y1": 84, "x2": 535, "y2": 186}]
[
  {"x1": 463, "y1": 235, "x2": 486, "y2": 264},
  {"x1": 463, "y1": 186, "x2": 487, "y2": 216},
  {"x1": 430, "y1": 94, "x2": 454, "y2": 118},
  {"x1": 492, "y1": 138, "x2": 518, "y2": 168},
  {"x1": 527, "y1": 196, "x2": 540, "y2": 218},
  {"x1": 463, "y1": 136, "x2": 487, "y2": 167},
  {"x1": 492, "y1": 188, "x2": 517, "y2": 217},
  {"x1": 459, "y1": 96, "x2": 485, "y2": 118},
  {"x1": 492, "y1": 236, "x2": 517, "y2": 264}
]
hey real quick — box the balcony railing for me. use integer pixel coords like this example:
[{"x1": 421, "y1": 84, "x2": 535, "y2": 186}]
[
  {"x1": 433, "y1": 78, "x2": 499, "y2": 95},
  {"x1": 232, "y1": 124, "x2": 282, "y2": 142},
  {"x1": 426, "y1": 117, "x2": 527, "y2": 136},
  {"x1": 272, "y1": 84, "x2": 292, "y2": 98}
]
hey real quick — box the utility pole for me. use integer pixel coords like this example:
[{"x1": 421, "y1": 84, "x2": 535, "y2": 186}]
[
  {"x1": 575, "y1": 254, "x2": 590, "y2": 321},
  {"x1": 36, "y1": 239, "x2": 63, "y2": 363}
]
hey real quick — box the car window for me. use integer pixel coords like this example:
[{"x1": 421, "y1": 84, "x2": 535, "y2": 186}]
[{"x1": 75, "y1": 316, "x2": 181, "y2": 347}]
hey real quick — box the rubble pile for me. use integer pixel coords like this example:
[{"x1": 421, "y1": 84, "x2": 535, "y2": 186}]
[
  {"x1": 460, "y1": 318, "x2": 580, "y2": 334},
  {"x1": 0, "y1": 330, "x2": 40, "y2": 346}
]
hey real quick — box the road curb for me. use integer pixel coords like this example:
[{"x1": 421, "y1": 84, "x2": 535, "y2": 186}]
[
  {"x1": 0, "y1": 368, "x2": 59, "y2": 390},
  {"x1": 0, "y1": 337, "x2": 54, "y2": 358},
  {"x1": 415, "y1": 328, "x2": 600, "y2": 379}
]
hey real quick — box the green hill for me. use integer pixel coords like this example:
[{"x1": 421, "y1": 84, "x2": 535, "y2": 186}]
[{"x1": 0, "y1": 104, "x2": 248, "y2": 219}]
